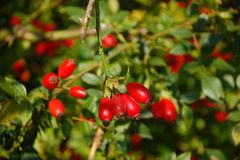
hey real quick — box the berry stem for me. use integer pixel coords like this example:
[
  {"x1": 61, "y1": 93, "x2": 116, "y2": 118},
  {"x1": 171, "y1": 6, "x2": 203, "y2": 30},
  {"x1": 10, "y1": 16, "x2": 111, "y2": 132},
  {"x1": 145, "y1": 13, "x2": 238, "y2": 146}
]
[{"x1": 95, "y1": 0, "x2": 111, "y2": 77}]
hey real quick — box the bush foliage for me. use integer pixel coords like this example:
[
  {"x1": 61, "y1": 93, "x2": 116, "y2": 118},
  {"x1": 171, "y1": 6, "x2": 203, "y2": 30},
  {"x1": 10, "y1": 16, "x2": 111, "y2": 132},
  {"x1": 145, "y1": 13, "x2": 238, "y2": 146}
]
[{"x1": 0, "y1": 0, "x2": 240, "y2": 159}]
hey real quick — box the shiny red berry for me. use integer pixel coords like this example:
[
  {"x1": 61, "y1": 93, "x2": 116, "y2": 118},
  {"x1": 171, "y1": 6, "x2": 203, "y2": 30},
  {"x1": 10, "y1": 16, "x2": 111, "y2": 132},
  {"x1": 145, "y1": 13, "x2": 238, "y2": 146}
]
[
  {"x1": 58, "y1": 59, "x2": 76, "y2": 79},
  {"x1": 215, "y1": 111, "x2": 228, "y2": 123},
  {"x1": 69, "y1": 86, "x2": 87, "y2": 99},
  {"x1": 110, "y1": 93, "x2": 126, "y2": 118},
  {"x1": 101, "y1": 34, "x2": 118, "y2": 49},
  {"x1": 161, "y1": 98, "x2": 178, "y2": 122},
  {"x1": 42, "y1": 72, "x2": 59, "y2": 90},
  {"x1": 48, "y1": 98, "x2": 65, "y2": 118},
  {"x1": 127, "y1": 82, "x2": 151, "y2": 104},
  {"x1": 151, "y1": 101, "x2": 164, "y2": 119},
  {"x1": 98, "y1": 97, "x2": 113, "y2": 126},
  {"x1": 9, "y1": 16, "x2": 21, "y2": 26},
  {"x1": 151, "y1": 98, "x2": 178, "y2": 122},
  {"x1": 122, "y1": 94, "x2": 141, "y2": 119}
]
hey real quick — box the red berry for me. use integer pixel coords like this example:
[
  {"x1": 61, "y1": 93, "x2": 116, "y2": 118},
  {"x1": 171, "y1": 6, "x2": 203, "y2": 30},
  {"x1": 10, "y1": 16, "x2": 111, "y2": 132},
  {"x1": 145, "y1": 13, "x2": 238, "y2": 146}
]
[
  {"x1": 177, "y1": 2, "x2": 187, "y2": 8},
  {"x1": 211, "y1": 48, "x2": 233, "y2": 62},
  {"x1": 35, "y1": 42, "x2": 48, "y2": 56},
  {"x1": 69, "y1": 86, "x2": 87, "y2": 99},
  {"x1": 202, "y1": 97, "x2": 217, "y2": 108},
  {"x1": 48, "y1": 98, "x2": 65, "y2": 118},
  {"x1": 98, "y1": 97, "x2": 113, "y2": 126},
  {"x1": 9, "y1": 16, "x2": 21, "y2": 26},
  {"x1": 151, "y1": 98, "x2": 178, "y2": 122},
  {"x1": 32, "y1": 19, "x2": 44, "y2": 30},
  {"x1": 19, "y1": 69, "x2": 31, "y2": 83},
  {"x1": 42, "y1": 72, "x2": 59, "y2": 90},
  {"x1": 166, "y1": 54, "x2": 193, "y2": 73},
  {"x1": 200, "y1": 7, "x2": 212, "y2": 15},
  {"x1": 101, "y1": 34, "x2": 118, "y2": 49},
  {"x1": 43, "y1": 23, "x2": 56, "y2": 32},
  {"x1": 110, "y1": 93, "x2": 126, "y2": 118},
  {"x1": 161, "y1": 98, "x2": 178, "y2": 122},
  {"x1": 131, "y1": 133, "x2": 142, "y2": 150},
  {"x1": 215, "y1": 111, "x2": 228, "y2": 123},
  {"x1": 122, "y1": 94, "x2": 141, "y2": 119},
  {"x1": 127, "y1": 82, "x2": 151, "y2": 104},
  {"x1": 58, "y1": 59, "x2": 76, "y2": 79},
  {"x1": 151, "y1": 101, "x2": 164, "y2": 119},
  {"x1": 12, "y1": 59, "x2": 26, "y2": 76},
  {"x1": 64, "y1": 39, "x2": 75, "y2": 48}
]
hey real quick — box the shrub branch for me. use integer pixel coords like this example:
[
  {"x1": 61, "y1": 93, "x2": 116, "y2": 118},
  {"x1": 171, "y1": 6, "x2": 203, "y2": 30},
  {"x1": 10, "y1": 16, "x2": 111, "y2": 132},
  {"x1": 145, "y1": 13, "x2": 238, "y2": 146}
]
[{"x1": 80, "y1": 0, "x2": 96, "y2": 41}]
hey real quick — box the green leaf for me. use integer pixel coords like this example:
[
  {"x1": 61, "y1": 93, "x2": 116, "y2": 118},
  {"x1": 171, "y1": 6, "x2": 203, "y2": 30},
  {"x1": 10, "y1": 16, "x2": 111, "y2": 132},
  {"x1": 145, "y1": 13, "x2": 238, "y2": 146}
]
[
  {"x1": 63, "y1": 6, "x2": 85, "y2": 16},
  {"x1": 228, "y1": 111, "x2": 240, "y2": 122},
  {"x1": 211, "y1": 59, "x2": 235, "y2": 72},
  {"x1": 109, "y1": 63, "x2": 122, "y2": 76},
  {"x1": 177, "y1": 152, "x2": 191, "y2": 160},
  {"x1": 171, "y1": 29, "x2": 192, "y2": 39},
  {"x1": 206, "y1": 149, "x2": 227, "y2": 160},
  {"x1": 82, "y1": 73, "x2": 101, "y2": 86},
  {"x1": 139, "y1": 124, "x2": 152, "y2": 139},
  {"x1": 236, "y1": 74, "x2": 240, "y2": 89},
  {"x1": 177, "y1": 106, "x2": 193, "y2": 135},
  {"x1": 63, "y1": 6, "x2": 85, "y2": 23},
  {"x1": 225, "y1": 92, "x2": 239, "y2": 110},
  {"x1": 201, "y1": 76, "x2": 224, "y2": 101},
  {"x1": 109, "y1": 11, "x2": 129, "y2": 23},
  {"x1": 61, "y1": 117, "x2": 73, "y2": 137},
  {"x1": 180, "y1": 91, "x2": 200, "y2": 104},
  {"x1": 87, "y1": 88, "x2": 103, "y2": 99},
  {"x1": 149, "y1": 57, "x2": 166, "y2": 66},
  {"x1": 18, "y1": 99, "x2": 32, "y2": 126},
  {"x1": 83, "y1": 96, "x2": 98, "y2": 115},
  {"x1": 21, "y1": 153, "x2": 41, "y2": 160},
  {"x1": 115, "y1": 121, "x2": 130, "y2": 133},
  {"x1": 0, "y1": 77, "x2": 27, "y2": 99},
  {"x1": 170, "y1": 42, "x2": 192, "y2": 54},
  {"x1": 0, "y1": 100, "x2": 20, "y2": 125},
  {"x1": 0, "y1": 99, "x2": 32, "y2": 126},
  {"x1": 232, "y1": 123, "x2": 240, "y2": 145}
]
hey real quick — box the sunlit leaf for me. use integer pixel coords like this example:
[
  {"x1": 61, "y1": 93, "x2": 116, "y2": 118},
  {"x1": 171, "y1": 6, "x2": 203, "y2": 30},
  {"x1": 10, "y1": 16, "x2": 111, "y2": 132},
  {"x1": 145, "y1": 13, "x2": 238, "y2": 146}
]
[
  {"x1": 82, "y1": 73, "x2": 101, "y2": 86},
  {"x1": 206, "y1": 149, "x2": 227, "y2": 160},
  {"x1": 177, "y1": 152, "x2": 191, "y2": 160},
  {"x1": 0, "y1": 77, "x2": 27, "y2": 99},
  {"x1": 232, "y1": 123, "x2": 240, "y2": 145},
  {"x1": 139, "y1": 124, "x2": 152, "y2": 139},
  {"x1": 201, "y1": 76, "x2": 224, "y2": 101}
]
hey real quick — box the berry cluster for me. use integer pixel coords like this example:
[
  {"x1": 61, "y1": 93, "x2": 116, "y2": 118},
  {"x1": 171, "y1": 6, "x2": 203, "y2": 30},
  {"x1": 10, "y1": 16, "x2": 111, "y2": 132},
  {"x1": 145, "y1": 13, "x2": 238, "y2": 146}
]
[
  {"x1": 98, "y1": 82, "x2": 151, "y2": 126},
  {"x1": 42, "y1": 59, "x2": 87, "y2": 118},
  {"x1": 12, "y1": 58, "x2": 31, "y2": 83},
  {"x1": 35, "y1": 39, "x2": 75, "y2": 57},
  {"x1": 32, "y1": 19, "x2": 56, "y2": 32}
]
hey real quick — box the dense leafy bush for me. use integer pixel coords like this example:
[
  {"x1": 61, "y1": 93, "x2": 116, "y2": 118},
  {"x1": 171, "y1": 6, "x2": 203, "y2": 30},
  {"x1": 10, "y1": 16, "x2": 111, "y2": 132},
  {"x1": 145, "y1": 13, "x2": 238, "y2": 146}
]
[{"x1": 1, "y1": 0, "x2": 240, "y2": 159}]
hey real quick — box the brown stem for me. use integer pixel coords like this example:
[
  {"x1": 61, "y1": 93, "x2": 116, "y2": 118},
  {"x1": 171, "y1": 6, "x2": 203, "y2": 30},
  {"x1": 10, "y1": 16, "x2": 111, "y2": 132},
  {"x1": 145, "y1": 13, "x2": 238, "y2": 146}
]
[
  {"x1": 88, "y1": 127, "x2": 104, "y2": 160},
  {"x1": 80, "y1": 0, "x2": 96, "y2": 41}
]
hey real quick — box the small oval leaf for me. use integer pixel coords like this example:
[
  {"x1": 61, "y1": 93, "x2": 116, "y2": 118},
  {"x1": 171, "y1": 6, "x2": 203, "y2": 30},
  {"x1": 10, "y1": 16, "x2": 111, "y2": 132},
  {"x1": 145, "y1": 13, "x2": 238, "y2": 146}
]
[{"x1": 82, "y1": 73, "x2": 101, "y2": 86}]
